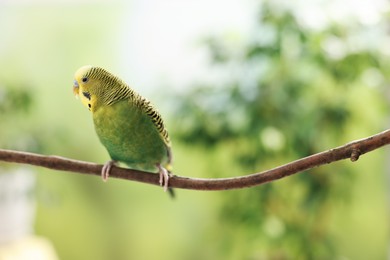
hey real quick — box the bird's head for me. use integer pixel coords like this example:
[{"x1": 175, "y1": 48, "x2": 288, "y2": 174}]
[
  {"x1": 74, "y1": 65, "x2": 130, "y2": 112},
  {"x1": 73, "y1": 65, "x2": 101, "y2": 112}
]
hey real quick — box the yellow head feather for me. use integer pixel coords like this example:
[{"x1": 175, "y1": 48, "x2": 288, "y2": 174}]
[
  {"x1": 73, "y1": 65, "x2": 134, "y2": 113},
  {"x1": 73, "y1": 65, "x2": 96, "y2": 111}
]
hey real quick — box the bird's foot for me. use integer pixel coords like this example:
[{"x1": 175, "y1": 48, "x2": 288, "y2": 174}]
[
  {"x1": 157, "y1": 164, "x2": 169, "y2": 192},
  {"x1": 101, "y1": 160, "x2": 117, "y2": 182}
]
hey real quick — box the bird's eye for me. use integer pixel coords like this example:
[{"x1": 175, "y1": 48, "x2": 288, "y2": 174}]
[{"x1": 82, "y1": 77, "x2": 88, "y2": 83}]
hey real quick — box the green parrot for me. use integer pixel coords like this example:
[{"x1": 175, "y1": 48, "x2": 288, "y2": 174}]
[{"x1": 73, "y1": 65, "x2": 172, "y2": 192}]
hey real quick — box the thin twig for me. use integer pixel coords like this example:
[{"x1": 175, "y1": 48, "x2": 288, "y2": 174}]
[{"x1": 0, "y1": 129, "x2": 390, "y2": 191}]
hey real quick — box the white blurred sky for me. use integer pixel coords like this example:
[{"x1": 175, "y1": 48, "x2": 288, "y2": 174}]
[
  {"x1": 119, "y1": 0, "x2": 256, "y2": 92},
  {"x1": 1, "y1": 0, "x2": 389, "y2": 93}
]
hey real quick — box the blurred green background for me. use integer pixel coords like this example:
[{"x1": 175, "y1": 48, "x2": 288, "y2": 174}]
[{"x1": 1, "y1": 0, "x2": 390, "y2": 259}]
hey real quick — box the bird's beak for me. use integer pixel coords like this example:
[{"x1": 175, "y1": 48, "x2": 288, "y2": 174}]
[{"x1": 73, "y1": 80, "x2": 79, "y2": 98}]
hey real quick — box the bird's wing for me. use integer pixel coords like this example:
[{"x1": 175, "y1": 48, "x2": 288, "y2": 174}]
[{"x1": 139, "y1": 97, "x2": 171, "y2": 148}]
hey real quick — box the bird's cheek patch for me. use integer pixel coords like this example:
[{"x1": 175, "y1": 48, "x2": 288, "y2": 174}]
[
  {"x1": 83, "y1": 92, "x2": 91, "y2": 100},
  {"x1": 80, "y1": 93, "x2": 93, "y2": 111}
]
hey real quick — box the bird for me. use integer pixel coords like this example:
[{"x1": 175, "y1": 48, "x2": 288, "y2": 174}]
[{"x1": 73, "y1": 65, "x2": 173, "y2": 192}]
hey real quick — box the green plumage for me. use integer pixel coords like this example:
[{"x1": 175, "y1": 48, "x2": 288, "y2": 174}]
[
  {"x1": 93, "y1": 99, "x2": 170, "y2": 173},
  {"x1": 73, "y1": 65, "x2": 172, "y2": 178}
]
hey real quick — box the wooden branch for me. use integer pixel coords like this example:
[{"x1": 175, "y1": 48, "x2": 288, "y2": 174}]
[{"x1": 0, "y1": 129, "x2": 390, "y2": 191}]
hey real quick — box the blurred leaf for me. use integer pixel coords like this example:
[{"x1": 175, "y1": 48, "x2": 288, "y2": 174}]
[{"x1": 172, "y1": 1, "x2": 389, "y2": 258}]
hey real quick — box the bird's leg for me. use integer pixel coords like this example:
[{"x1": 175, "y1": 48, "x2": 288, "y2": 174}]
[
  {"x1": 101, "y1": 160, "x2": 117, "y2": 182},
  {"x1": 157, "y1": 163, "x2": 169, "y2": 192}
]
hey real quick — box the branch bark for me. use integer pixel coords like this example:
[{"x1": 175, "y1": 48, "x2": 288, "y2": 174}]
[{"x1": 0, "y1": 129, "x2": 390, "y2": 191}]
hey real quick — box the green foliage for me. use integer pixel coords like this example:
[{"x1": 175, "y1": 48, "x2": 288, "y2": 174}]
[
  {"x1": 0, "y1": 83, "x2": 41, "y2": 151},
  {"x1": 0, "y1": 87, "x2": 33, "y2": 114},
  {"x1": 173, "y1": 1, "x2": 389, "y2": 259}
]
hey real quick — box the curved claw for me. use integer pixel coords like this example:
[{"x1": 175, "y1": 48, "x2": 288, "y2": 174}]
[
  {"x1": 101, "y1": 160, "x2": 116, "y2": 182},
  {"x1": 157, "y1": 164, "x2": 169, "y2": 192}
]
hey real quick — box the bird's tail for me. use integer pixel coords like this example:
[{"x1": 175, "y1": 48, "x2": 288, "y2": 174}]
[{"x1": 167, "y1": 187, "x2": 175, "y2": 198}]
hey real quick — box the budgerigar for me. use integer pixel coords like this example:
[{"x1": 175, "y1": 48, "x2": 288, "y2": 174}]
[{"x1": 73, "y1": 65, "x2": 173, "y2": 192}]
